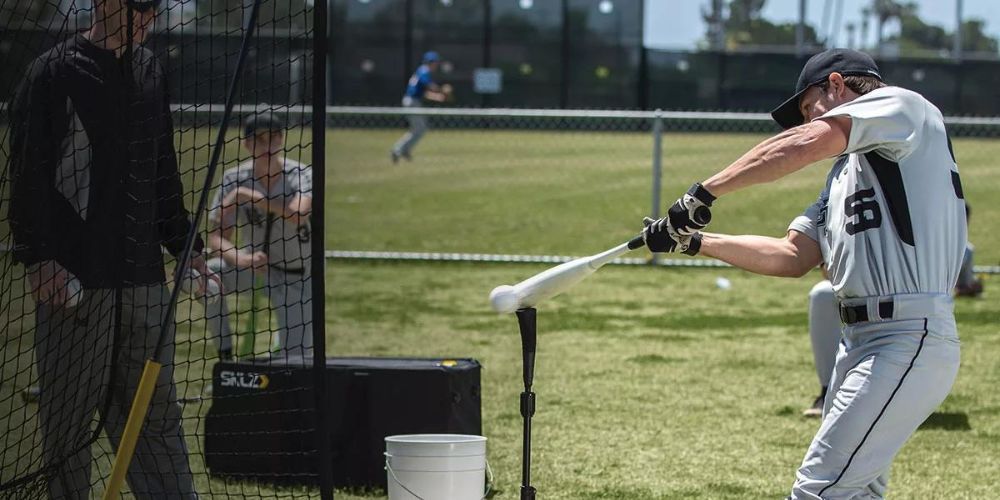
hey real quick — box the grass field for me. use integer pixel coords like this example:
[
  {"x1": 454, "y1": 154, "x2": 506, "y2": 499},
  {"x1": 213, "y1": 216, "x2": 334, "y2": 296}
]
[
  {"x1": 304, "y1": 128, "x2": 1000, "y2": 498},
  {"x1": 3, "y1": 126, "x2": 1000, "y2": 498},
  {"x1": 324, "y1": 261, "x2": 1000, "y2": 499}
]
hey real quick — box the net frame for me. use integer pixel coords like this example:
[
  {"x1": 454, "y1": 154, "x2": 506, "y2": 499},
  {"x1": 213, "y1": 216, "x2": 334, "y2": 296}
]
[{"x1": 0, "y1": 0, "x2": 331, "y2": 497}]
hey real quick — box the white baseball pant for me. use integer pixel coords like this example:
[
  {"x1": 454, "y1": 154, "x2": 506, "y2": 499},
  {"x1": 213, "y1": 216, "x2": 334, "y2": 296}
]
[
  {"x1": 791, "y1": 294, "x2": 960, "y2": 499},
  {"x1": 204, "y1": 257, "x2": 313, "y2": 360}
]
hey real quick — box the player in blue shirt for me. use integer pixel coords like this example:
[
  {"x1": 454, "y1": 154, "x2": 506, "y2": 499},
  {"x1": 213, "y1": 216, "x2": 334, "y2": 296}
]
[{"x1": 391, "y1": 51, "x2": 452, "y2": 163}]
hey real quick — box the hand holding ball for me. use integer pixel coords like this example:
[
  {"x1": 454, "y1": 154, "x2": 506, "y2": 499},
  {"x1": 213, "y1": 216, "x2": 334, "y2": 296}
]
[
  {"x1": 181, "y1": 269, "x2": 221, "y2": 304},
  {"x1": 65, "y1": 276, "x2": 82, "y2": 308},
  {"x1": 440, "y1": 83, "x2": 455, "y2": 102}
]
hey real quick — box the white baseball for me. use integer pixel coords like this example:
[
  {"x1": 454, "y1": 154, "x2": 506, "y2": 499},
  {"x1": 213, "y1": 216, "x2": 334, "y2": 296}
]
[
  {"x1": 181, "y1": 269, "x2": 220, "y2": 304},
  {"x1": 204, "y1": 276, "x2": 221, "y2": 304},
  {"x1": 64, "y1": 276, "x2": 82, "y2": 308},
  {"x1": 489, "y1": 285, "x2": 520, "y2": 314},
  {"x1": 180, "y1": 269, "x2": 199, "y2": 294},
  {"x1": 715, "y1": 276, "x2": 732, "y2": 290}
]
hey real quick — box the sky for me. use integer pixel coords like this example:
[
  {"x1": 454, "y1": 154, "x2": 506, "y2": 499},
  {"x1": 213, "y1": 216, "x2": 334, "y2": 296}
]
[{"x1": 644, "y1": 0, "x2": 1000, "y2": 50}]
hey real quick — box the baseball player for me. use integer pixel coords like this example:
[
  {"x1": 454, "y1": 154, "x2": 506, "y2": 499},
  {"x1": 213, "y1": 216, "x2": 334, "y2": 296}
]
[
  {"x1": 955, "y1": 204, "x2": 983, "y2": 297},
  {"x1": 642, "y1": 48, "x2": 965, "y2": 498},
  {"x1": 802, "y1": 271, "x2": 840, "y2": 418},
  {"x1": 205, "y1": 112, "x2": 314, "y2": 360},
  {"x1": 8, "y1": 0, "x2": 210, "y2": 496},
  {"x1": 390, "y1": 51, "x2": 452, "y2": 164}
]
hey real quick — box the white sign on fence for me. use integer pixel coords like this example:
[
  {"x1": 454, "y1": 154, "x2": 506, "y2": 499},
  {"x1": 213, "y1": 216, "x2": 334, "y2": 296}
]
[{"x1": 473, "y1": 68, "x2": 503, "y2": 94}]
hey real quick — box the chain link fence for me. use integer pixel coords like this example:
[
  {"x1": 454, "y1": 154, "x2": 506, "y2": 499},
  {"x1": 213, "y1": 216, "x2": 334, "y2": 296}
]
[{"x1": 327, "y1": 105, "x2": 1000, "y2": 272}]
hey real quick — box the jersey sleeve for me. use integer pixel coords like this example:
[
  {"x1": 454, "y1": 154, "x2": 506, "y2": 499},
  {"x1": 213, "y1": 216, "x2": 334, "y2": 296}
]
[
  {"x1": 297, "y1": 165, "x2": 313, "y2": 195},
  {"x1": 154, "y1": 76, "x2": 204, "y2": 257},
  {"x1": 208, "y1": 171, "x2": 238, "y2": 228},
  {"x1": 418, "y1": 67, "x2": 434, "y2": 86},
  {"x1": 8, "y1": 58, "x2": 63, "y2": 266},
  {"x1": 414, "y1": 67, "x2": 434, "y2": 98},
  {"x1": 818, "y1": 88, "x2": 925, "y2": 161},
  {"x1": 788, "y1": 196, "x2": 823, "y2": 242},
  {"x1": 956, "y1": 244, "x2": 976, "y2": 289}
]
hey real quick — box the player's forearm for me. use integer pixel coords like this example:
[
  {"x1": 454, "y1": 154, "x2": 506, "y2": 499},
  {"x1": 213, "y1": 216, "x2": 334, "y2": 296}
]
[
  {"x1": 265, "y1": 196, "x2": 311, "y2": 225},
  {"x1": 9, "y1": 170, "x2": 54, "y2": 265},
  {"x1": 702, "y1": 120, "x2": 845, "y2": 197},
  {"x1": 698, "y1": 232, "x2": 819, "y2": 278},
  {"x1": 207, "y1": 230, "x2": 241, "y2": 266},
  {"x1": 9, "y1": 74, "x2": 58, "y2": 265},
  {"x1": 156, "y1": 161, "x2": 204, "y2": 257},
  {"x1": 283, "y1": 195, "x2": 312, "y2": 224},
  {"x1": 424, "y1": 91, "x2": 447, "y2": 103}
]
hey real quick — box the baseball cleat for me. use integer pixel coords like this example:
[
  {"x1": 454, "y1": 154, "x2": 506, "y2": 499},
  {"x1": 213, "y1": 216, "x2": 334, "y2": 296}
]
[
  {"x1": 20, "y1": 386, "x2": 41, "y2": 403},
  {"x1": 802, "y1": 386, "x2": 827, "y2": 418}
]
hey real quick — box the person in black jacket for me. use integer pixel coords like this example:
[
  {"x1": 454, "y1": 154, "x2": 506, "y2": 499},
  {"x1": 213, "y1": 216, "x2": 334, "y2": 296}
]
[{"x1": 8, "y1": 0, "x2": 213, "y2": 497}]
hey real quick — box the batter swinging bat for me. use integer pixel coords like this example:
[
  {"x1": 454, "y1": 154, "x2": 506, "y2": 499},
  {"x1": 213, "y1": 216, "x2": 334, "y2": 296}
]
[{"x1": 489, "y1": 235, "x2": 646, "y2": 314}]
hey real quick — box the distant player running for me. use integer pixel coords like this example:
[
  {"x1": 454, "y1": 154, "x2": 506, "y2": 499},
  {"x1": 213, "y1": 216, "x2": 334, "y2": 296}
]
[
  {"x1": 642, "y1": 49, "x2": 965, "y2": 498},
  {"x1": 390, "y1": 51, "x2": 452, "y2": 164},
  {"x1": 206, "y1": 112, "x2": 313, "y2": 360}
]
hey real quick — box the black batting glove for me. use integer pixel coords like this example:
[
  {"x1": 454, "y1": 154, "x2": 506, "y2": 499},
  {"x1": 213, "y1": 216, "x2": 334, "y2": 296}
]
[
  {"x1": 642, "y1": 217, "x2": 702, "y2": 255},
  {"x1": 667, "y1": 183, "x2": 716, "y2": 236}
]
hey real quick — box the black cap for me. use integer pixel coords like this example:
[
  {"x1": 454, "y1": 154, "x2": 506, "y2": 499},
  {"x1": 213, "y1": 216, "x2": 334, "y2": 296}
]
[
  {"x1": 126, "y1": 0, "x2": 163, "y2": 12},
  {"x1": 770, "y1": 49, "x2": 882, "y2": 129},
  {"x1": 243, "y1": 112, "x2": 286, "y2": 138}
]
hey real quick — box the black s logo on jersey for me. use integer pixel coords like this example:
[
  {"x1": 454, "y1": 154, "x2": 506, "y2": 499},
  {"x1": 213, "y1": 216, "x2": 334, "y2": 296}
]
[
  {"x1": 244, "y1": 207, "x2": 266, "y2": 227},
  {"x1": 844, "y1": 188, "x2": 882, "y2": 235},
  {"x1": 297, "y1": 224, "x2": 311, "y2": 243}
]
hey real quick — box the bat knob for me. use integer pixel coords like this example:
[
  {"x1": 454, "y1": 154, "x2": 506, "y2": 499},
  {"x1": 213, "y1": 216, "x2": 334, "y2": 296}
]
[
  {"x1": 627, "y1": 234, "x2": 646, "y2": 250},
  {"x1": 693, "y1": 206, "x2": 712, "y2": 226}
]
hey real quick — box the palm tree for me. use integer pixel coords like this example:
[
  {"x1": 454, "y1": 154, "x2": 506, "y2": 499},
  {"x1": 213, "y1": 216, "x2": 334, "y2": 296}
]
[
  {"x1": 860, "y1": 7, "x2": 871, "y2": 50},
  {"x1": 871, "y1": 0, "x2": 911, "y2": 54}
]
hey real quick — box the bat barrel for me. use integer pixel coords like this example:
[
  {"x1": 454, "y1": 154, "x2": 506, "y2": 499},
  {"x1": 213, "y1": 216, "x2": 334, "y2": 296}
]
[{"x1": 491, "y1": 236, "x2": 646, "y2": 313}]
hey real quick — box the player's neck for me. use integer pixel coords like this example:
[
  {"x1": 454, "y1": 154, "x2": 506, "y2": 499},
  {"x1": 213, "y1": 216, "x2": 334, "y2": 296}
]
[{"x1": 253, "y1": 156, "x2": 284, "y2": 185}]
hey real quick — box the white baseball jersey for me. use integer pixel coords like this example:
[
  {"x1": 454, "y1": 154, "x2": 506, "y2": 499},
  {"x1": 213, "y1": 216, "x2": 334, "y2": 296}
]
[
  {"x1": 208, "y1": 158, "x2": 313, "y2": 271},
  {"x1": 789, "y1": 86, "x2": 967, "y2": 299}
]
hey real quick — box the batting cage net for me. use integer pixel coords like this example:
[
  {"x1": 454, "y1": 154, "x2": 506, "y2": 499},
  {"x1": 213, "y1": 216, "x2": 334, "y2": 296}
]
[{"x1": 1, "y1": 0, "x2": 329, "y2": 498}]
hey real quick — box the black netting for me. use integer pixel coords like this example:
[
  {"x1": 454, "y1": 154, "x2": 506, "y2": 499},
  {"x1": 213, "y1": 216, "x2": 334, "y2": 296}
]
[{"x1": 1, "y1": 0, "x2": 327, "y2": 498}]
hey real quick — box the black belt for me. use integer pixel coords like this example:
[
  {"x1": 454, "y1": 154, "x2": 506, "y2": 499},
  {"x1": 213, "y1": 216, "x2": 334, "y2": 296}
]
[
  {"x1": 270, "y1": 264, "x2": 306, "y2": 275},
  {"x1": 839, "y1": 300, "x2": 894, "y2": 324}
]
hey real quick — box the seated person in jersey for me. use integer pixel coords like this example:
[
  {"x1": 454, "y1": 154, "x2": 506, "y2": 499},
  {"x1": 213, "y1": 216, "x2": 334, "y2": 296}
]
[
  {"x1": 205, "y1": 112, "x2": 314, "y2": 360},
  {"x1": 955, "y1": 203, "x2": 982, "y2": 297}
]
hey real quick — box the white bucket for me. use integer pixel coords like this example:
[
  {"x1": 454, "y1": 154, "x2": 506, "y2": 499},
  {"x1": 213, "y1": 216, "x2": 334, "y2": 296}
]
[{"x1": 385, "y1": 434, "x2": 489, "y2": 500}]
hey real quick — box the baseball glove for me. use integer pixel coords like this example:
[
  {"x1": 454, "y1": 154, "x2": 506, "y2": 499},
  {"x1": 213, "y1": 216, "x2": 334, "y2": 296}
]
[{"x1": 440, "y1": 83, "x2": 455, "y2": 102}]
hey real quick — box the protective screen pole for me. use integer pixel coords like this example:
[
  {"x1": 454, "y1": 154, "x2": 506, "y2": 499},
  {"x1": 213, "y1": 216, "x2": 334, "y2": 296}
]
[
  {"x1": 311, "y1": 0, "x2": 334, "y2": 495},
  {"x1": 650, "y1": 110, "x2": 663, "y2": 221},
  {"x1": 650, "y1": 110, "x2": 663, "y2": 265},
  {"x1": 516, "y1": 307, "x2": 537, "y2": 500},
  {"x1": 103, "y1": 1, "x2": 264, "y2": 498}
]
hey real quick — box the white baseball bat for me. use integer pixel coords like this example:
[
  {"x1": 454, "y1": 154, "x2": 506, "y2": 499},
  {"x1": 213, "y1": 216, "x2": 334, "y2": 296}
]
[{"x1": 489, "y1": 235, "x2": 646, "y2": 313}]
